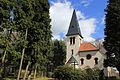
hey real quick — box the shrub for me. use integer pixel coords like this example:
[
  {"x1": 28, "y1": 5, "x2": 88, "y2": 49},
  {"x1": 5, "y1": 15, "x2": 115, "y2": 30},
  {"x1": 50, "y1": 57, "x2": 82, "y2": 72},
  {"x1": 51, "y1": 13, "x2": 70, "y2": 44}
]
[
  {"x1": 54, "y1": 65, "x2": 105, "y2": 80},
  {"x1": 53, "y1": 65, "x2": 85, "y2": 80},
  {"x1": 85, "y1": 68, "x2": 100, "y2": 80}
]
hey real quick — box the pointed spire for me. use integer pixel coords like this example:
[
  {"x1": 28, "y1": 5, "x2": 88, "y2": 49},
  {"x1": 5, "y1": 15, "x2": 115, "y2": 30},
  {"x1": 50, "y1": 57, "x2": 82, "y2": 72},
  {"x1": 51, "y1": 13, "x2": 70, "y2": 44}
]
[{"x1": 66, "y1": 10, "x2": 82, "y2": 38}]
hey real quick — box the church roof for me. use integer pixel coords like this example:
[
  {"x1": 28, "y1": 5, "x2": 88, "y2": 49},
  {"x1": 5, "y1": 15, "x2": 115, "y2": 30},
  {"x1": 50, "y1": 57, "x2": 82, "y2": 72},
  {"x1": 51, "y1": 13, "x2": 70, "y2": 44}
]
[
  {"x1": 67, "y1": 56, "x2": 78, "y2": 64},
  {"x1": 79, "y1": 42, "x2": 98, "y2": 51},
  {"x1": 66, "y1": 10, "x2": 82, "y2": 38}
]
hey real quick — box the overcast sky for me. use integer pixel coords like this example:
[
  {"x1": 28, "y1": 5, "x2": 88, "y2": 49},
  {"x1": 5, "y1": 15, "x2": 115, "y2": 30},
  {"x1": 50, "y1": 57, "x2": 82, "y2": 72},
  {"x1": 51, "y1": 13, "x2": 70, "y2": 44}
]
[{"x1": 49, "y1": 0, "x2": 107, "y2": 42}]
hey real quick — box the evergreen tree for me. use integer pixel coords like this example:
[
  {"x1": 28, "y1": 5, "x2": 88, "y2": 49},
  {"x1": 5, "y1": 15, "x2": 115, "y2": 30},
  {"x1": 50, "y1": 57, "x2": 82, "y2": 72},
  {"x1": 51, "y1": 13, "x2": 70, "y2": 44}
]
[
  {"x1": 104, "y1": 0, "x2": 120, "y2": 72},
  {"x1": 29, "y1": 0, "x2": 52, "y2": 78},
  {"x1": 52, "y1": 40, "x2": 66, "y2": 69},
  {"x1": 13, "y1": 0, "x2": 34, "y2": 79},
  {"x1": 0, "y1": 0, "x2": 52, "y2": 79},
  {"x1": 14, "y1": 0, "x2": 52, "y2": 79},
  {"x1": 0, "y1": 0, "x2": 19, "y2": 77}
]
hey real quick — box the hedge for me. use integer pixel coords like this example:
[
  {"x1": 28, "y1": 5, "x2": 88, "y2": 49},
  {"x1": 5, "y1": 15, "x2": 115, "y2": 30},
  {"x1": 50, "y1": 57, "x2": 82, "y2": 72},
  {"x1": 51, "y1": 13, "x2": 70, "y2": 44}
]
[{"x1": 54, "y1": 65, "x2": 104, "y2": 80}]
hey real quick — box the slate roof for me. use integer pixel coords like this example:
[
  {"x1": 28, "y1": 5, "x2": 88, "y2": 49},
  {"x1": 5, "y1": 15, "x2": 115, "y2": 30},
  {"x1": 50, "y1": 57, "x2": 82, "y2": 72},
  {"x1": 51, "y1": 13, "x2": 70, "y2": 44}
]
[
  {"x1": 67, "y1": 56, "x2": 78, "y2": 64},
  {"x1": 66, "y1": 10, "x2": 82, "y2": 38},
  {"x1": 79, "y1": 42, "x2": 98, "y2": 51}
]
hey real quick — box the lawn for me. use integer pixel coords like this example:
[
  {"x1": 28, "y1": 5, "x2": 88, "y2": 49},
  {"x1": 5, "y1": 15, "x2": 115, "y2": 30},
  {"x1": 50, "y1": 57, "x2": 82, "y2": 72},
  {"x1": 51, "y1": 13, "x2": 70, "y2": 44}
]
[{"x1": 33, "y1": 77, "x2": 54, "y2": 80}]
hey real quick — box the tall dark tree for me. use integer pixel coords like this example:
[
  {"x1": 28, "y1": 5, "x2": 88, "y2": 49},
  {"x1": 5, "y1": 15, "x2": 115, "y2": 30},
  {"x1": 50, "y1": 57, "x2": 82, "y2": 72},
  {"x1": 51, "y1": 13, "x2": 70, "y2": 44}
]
[
  {"x1": 51, "y1": 40, "x2": 66, "y2": 69},
  {"x1": 0, "y1": 0, "x2": 52, "y2": 79},
  {"x1": 104, "y1": 0, "x2": 120, "y2": 73},
  {"x1": 29, "y1": 0, "x2": 52, "y2": 77},
  {"x1": 13, "y1": 0, "x2": 34, "y2": 79},
  {"x1": 14, "y1": 0, "x2": 52, "y2": 79},
  {"x1": 29, "y1": 0, "x2": 52, "y2": 78},
  {"x1": 0, "y1": 0, "x2": 20, "y2": 77}
]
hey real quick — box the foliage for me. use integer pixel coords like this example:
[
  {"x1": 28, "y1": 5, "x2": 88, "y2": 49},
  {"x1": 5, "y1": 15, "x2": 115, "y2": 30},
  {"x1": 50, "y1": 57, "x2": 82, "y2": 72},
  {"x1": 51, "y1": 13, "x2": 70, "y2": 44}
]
[
  {"x1": 116, "y1": 78, "x2": 120, "y2": 80},
  {"x1": 55, "y1": 66, "x2": 79, "y2": 80},
  {"x1": 104, "y1": 0, "x2": 120, "y2": 72},
  {"x1": 30, "y1": 0, "x2": 52, "y2": 72},
  {"x1": 0, "y1": 0, "x2": 21, "y2": 77},
  {"x1": 50, "y1": 40, "x2": 66, "y2": 70},
  {"x1": 54, "y1": 65, "x2": 104, "y2": 80},
  {"x1": 0, "y1": 0, "x2": 52, "y2": 78},
  {"x1": 85, "y1": 68, "x2": 104, "y2": 80}
]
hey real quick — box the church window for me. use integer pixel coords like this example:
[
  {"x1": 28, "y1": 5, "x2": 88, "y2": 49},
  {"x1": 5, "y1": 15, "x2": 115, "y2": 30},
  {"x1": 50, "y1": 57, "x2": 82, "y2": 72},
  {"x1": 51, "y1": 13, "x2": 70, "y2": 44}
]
[
  {"x1": 80, "y1": 58, "x2": 84, "y2": 65},
  {"x1": 73, "y1": 37, "x2": 75, "y2": 44},
  {"x1": 71, "y1": 49, "x2": 73, "y2": 55},
  {"x1": 86, "y1": 54, "x2": 92, "y2": 60},
  {"x1": 70, "y1": 37, "x2": 75, "y2": 45},
  {"x1": 70, "y1": 37, "x2": 72, "y2": 45},
  {"x1": 94, "y1": 58, "x2": 98, "y2": 65}
]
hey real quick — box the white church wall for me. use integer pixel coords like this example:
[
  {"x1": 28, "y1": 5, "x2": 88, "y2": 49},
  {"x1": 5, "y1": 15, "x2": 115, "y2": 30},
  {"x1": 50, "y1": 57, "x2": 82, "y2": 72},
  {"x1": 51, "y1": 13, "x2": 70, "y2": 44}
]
[
  {"x1": 66, "y1": 35, "x2": 82, "y2": 63},
  {"x1": 79, "y1": 51, "x2": 104, "y2": 70},
  {"x1": 95, "y1": 51, "x2": 105, "y2": 70}
]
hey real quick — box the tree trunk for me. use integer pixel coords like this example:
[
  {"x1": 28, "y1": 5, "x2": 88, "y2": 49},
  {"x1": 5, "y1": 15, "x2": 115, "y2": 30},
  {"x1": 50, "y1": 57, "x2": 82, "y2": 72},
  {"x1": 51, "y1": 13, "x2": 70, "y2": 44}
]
[
  {"x1": 17, "y1": 29, "x2": 28, "y2": 80},
  {"x1": 33, "y1": 67, "x2": 37, "y2": 79},
  {"x1": 27, "y1": 63, "x2": 34, "y2": 80},
  {"x1": 2, "y1": 48, "x2": 7, "y2": 77},
  {"x1": 17, "y1": 48, "x2": 25, "y2": 80},
  {"x1": 28, "y1": 74, "x2": 32, "y2": 80},
  {"x1": 23, "y1": 61, "x2": 31, "y2": 80},
  {"x1": 28, "y1": 49, "x2": 35, "y2": 80},
  {"x1": 27, "y1": 68, "x2": 32, "y2": 80},
  {"x1": 2, "y1": 49, "x2": 7, "y2": 64}
]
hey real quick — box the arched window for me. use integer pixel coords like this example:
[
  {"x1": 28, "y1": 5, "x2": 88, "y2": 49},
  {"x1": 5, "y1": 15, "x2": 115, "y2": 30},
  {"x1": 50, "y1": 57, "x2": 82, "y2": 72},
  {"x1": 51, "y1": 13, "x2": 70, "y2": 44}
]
[
  {"x1": 94, "y1": 58, "x2": 98, "y2": 65},
  {"x1": 70, "y1": 37, "x2": 72, "y2": 45},
  {"x1": 71, "y1": 49, "x2": 73, "y2": 55},
  {"x1": 70, "y1": 37, "x2": 75, "y2": 45},
  {"x1": 80, "y1": 58, "x2": 84, "y2": 65},
  {"x1": 73, "y1": 37, "x2": 75, "y2": 44}
]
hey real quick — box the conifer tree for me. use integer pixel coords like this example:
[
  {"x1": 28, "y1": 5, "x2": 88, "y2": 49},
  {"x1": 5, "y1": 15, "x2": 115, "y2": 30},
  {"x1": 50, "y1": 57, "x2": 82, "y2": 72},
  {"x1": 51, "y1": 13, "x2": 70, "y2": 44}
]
[
  {"x1": 14, "y1": 0, "x2": 52, "y2": 79},
  {"x1": 27, "y1": 0, "x2": 52, "y2": 78},
  {"x1": 51, "y1": 40, "x2": 66, "y2": 69},
  {"x1": 0, "y1": 0, "x2": 52, "y2": 79},
  {"x1": 104, "y1": 0, "x2": 120, "y2": 73},
  {"x1": 0, "y1": 0, "x2": 18, "y2": 77},
  {"x1": 14, "y1": 0, "x2": 34, "y2": 79}
]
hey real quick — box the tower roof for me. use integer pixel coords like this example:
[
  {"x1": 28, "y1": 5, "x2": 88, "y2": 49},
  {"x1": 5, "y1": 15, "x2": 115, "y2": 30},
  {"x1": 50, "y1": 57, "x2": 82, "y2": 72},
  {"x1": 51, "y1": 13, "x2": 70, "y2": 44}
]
[{"x1": 66, "y1": 10, "x2": 82, "y2": 37}]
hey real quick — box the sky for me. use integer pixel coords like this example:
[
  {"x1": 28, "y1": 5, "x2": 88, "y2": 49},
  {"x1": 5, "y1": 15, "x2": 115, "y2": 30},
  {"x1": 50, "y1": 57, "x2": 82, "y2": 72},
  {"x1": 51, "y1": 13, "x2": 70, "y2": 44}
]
[{"x1": 48, "y1": 0, "x2": 108, "y2": 42}]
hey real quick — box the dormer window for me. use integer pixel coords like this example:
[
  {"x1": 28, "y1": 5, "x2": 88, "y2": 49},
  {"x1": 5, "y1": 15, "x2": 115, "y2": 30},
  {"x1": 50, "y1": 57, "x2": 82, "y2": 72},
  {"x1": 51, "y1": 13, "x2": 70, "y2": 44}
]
[{"x1": 70, "y1": 37, "x2": 75, "y2": 45}]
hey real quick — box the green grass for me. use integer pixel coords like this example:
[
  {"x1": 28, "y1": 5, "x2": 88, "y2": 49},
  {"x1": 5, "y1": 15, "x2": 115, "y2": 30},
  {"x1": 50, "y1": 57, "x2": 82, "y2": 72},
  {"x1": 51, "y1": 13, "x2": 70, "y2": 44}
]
[
  {"x1": 33, "y1": 77, "x2": 53, "y2": 80},
  {"x1": 0, "y1": 77, "x2": 54, "y2": 80}
]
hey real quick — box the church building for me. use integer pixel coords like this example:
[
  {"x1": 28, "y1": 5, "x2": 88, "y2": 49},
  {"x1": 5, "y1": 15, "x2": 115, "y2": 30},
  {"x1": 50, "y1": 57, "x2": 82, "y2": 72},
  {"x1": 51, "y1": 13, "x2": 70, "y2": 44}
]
[{"x1": 65, "y1": 10, "x2": 106, "y2": 70}]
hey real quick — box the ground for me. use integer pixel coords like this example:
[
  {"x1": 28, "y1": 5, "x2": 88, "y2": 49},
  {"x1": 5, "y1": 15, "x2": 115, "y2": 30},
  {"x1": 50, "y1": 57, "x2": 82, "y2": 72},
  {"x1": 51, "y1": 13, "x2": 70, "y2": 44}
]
[{"x1": 33, "y1": 77, "x2": 53, "y2": 80}]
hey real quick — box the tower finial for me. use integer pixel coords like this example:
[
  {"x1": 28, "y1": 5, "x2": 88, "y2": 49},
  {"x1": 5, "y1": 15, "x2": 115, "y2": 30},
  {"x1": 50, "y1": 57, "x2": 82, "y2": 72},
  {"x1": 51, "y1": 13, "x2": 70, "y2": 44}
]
[{"x1": 73, "y1": 9, "x2": 75, "y2": 13}]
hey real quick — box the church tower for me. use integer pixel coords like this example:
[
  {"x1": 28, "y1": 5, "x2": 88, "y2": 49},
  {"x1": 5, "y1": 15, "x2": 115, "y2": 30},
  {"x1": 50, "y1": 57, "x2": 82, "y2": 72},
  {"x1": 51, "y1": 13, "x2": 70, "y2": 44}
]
[{"x1": 65, "y1": 10, "x2": 83, "y2": 67}]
